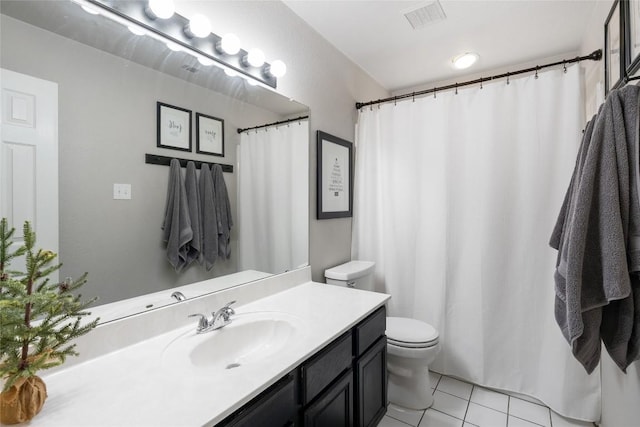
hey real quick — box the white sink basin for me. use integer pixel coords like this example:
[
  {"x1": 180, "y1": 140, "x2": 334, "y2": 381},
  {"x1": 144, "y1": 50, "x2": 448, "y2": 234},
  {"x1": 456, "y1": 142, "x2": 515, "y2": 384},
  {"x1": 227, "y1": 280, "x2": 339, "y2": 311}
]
[{"x1": 162, "y1": 311, "x2": 304, "y2": 373}]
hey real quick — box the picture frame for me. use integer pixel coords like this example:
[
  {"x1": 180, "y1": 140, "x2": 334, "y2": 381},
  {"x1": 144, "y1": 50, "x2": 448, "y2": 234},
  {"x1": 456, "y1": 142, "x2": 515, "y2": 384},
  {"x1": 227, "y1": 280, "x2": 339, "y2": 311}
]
[
  {"x1": 196, "y1": 113, "x2": 225, "y2": 157},
  {"x1": 625, "y1": 0, "x2": 640, "y2": 76},
  {"x1": 157, "y1": 102, "x2": 192, "y2": 151},
  {"x1": 316, "y1": 131, "x2": 353, "y2": 219},
  {"x1": 605, "y1": 0, "x2": 624, "y2": 94}
]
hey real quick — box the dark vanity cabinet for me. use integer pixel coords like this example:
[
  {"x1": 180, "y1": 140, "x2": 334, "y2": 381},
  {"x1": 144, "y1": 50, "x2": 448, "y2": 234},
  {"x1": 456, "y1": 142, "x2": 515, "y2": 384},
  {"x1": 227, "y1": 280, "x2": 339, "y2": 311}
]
[{"x1": 217, "y1": 306, "x2": 387, "y2": 427}]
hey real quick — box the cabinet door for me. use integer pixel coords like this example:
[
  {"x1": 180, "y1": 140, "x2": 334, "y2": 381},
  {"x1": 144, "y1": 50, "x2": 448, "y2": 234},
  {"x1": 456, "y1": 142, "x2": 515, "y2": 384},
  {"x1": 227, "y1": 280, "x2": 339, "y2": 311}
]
[
  {"x1": 355, "y1": 336, "x2": 387, "y2": 427},
  {"x1": 222, "y1": 374, "x2": 297, "y2": 427},
  {"x1": 304, "y1": 369, "x2": 354, "y2": 427}
]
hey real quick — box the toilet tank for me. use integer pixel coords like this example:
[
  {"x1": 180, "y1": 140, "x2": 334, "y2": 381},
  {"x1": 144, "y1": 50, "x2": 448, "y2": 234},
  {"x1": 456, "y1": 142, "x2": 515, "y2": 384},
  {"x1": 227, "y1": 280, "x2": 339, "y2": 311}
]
[{"x1": 324, "y1": 261, "x2": 375, "y2": 291}]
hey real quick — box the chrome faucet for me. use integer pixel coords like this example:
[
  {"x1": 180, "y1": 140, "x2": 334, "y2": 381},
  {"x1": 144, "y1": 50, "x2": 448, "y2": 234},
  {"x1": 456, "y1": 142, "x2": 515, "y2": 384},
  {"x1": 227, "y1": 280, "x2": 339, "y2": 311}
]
[
  {"x1": 171, "y1": 291, "x2": 186, "y2": 301},
  {"x1": 188, "y1": 301, "x2": 236, "y2": 333}
]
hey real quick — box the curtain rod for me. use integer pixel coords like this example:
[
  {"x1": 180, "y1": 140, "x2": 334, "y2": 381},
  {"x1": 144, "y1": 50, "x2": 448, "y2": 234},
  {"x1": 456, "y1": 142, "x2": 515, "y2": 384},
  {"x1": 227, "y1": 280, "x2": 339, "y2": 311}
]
[
  {"x1": 355, "y1": 49, "x2": 603, "y2": 110},
  {"x1": 237, "y1": 115, "x2": 309, "y2": 134}
]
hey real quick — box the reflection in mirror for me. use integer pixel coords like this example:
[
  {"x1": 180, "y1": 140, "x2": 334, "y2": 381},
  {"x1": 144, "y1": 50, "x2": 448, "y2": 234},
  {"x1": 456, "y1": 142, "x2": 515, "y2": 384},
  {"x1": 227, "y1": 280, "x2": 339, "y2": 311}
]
[{"x1": 0, "y1": 1, "x2": 309, "y2": 323}]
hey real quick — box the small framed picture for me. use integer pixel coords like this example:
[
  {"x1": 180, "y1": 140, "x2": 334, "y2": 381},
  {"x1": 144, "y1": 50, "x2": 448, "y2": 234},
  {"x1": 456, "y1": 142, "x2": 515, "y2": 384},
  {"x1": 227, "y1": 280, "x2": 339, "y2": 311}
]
[
  {"x1": 605, "y1": 0, "x2": 624, "y2": 93},
  {"x1": 317, "y1": 131, "x2": 353, "y2": 219},
  {"x1": 196, "y1": 113, "x2": 225, "y2": 157},
  {"x1": 625, "y1": 0, "x2": 640, "y2": 76},
  {"x1": 157, "y1": 102, "x2": 191, "y2": 151}
]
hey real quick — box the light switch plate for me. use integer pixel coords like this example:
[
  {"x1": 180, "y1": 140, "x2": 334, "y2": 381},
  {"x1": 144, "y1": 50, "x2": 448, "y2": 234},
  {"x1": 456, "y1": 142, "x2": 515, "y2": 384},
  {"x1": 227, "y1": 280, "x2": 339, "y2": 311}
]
[{"x1": 113, "y1": 183, "x2": 132, "y2": 200}]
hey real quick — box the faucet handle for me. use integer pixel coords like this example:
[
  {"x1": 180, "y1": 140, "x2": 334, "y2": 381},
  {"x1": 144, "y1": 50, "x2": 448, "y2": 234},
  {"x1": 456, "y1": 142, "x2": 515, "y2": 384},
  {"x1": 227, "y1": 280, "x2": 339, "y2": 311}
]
[
  {"x1": 224, "y1": 300, "x2": 236, "y2": 315},
  {"x1": 188, "y1": 313, "x2": 209, "y2": 331}
]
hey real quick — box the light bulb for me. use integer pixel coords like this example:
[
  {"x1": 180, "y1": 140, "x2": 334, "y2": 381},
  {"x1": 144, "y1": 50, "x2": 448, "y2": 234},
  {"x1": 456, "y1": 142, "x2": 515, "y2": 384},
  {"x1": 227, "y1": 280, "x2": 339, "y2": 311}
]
[
  {"x1": 185, "y1": 14, "x2": 211, "y2": 38},
  {"x1": 81, "y1": 4, "x2": 100, "y2": 15},
  {"x1": 246, "y1": 48, "x2": 265, "y2": 68},
  {"x1": 166, "y1": 42, "x2": 181, "y2": 51},
  {"x1": 128, "y1": 25, "x2": 146, "y2": 36},
  {"x1": 268, "y1": 60, "x2": 287, "y2": 78},
  {"x1": 147, "y1": 0, "x2": 174, "y2": 19},
  {"x1": 452, "y1": 52, "x2": 479, "y2": 70},
  {"x1": 219, "y1": 33, "x2": 241, "y2": 55},
  {"x1": 198, "y1": 56, "x2": 214, "y2": 66}
]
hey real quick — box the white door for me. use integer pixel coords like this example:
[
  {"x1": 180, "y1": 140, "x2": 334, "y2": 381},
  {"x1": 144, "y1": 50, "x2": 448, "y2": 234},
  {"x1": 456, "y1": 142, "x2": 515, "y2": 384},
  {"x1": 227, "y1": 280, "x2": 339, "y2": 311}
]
[{"x1": 1, "y1": 68, "x2": 58, "y2": 280}]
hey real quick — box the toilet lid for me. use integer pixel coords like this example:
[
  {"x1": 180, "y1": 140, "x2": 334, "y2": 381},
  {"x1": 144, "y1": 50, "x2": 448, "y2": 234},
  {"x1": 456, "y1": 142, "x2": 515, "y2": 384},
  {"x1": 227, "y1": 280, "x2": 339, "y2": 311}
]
[{"x1": 386, "y1": 317, "x2": 439, "y2": 347}]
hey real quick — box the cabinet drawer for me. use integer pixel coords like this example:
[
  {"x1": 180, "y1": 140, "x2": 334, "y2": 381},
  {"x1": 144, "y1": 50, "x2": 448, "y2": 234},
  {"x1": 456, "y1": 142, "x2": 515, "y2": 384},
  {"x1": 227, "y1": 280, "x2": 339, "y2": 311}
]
[
  {"x1": 302, "y1": 331, "x2": 353, "y2": 405},
  {"x1": 355, "y1": 306, "x2": 386, "y2": 357}
]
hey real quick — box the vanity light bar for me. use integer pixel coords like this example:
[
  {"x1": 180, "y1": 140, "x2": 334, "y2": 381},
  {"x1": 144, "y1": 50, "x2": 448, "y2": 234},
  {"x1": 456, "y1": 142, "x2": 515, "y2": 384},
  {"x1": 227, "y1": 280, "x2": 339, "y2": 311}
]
[{"x1": 75, "y1": 0, "x2": 280, "y2": 88}]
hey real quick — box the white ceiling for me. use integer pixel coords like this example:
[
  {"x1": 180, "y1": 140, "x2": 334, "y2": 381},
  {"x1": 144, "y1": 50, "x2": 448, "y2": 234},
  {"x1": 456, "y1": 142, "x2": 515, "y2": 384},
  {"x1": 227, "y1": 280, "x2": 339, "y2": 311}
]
[{"x1": 283, "y1": 0, "x2": 598, "y2": 92}]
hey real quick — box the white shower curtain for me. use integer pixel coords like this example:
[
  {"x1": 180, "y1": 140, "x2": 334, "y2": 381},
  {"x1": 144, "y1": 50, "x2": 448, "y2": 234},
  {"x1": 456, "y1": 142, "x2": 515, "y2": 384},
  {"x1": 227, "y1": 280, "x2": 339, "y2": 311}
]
[
  {"x1": 238, "y1": 119, "x2": 309, "y2": 275},
  {"x1": 352, "y1": 65, "x2": 601, "y2": 421}
]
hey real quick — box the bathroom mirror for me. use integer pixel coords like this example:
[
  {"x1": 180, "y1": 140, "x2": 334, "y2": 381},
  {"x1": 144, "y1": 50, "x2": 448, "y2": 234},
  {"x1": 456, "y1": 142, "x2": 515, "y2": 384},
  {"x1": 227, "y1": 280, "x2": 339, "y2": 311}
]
[{"x1": 0, "y1": 1, "x2": 310, "y2": 322}]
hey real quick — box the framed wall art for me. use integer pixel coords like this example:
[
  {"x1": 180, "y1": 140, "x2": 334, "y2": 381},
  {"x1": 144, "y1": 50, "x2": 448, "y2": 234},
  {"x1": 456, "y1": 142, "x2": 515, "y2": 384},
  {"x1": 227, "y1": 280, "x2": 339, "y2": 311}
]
[
  {"x1": 196, "y1": 113, "x2": 225, "y2": 157},
  {"x1": 605, "y1": 0, "x2": 624, "y2": 93},
  {"x1": 625, "y1": 0, "x2": 640, "y2": 76},
  {"x1": 316, "y1": 131, "x2": 353, "y2": 219},
  {"x1": 157, "y1": 102, "x2": 192, "y2": 151}
]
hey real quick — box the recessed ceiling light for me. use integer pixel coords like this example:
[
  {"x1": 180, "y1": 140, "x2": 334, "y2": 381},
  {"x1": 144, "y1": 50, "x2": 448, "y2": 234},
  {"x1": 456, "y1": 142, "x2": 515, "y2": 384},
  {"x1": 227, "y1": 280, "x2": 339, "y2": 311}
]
[{"x1": 452, "y1": 52, "x2": 479, "y2": 70}]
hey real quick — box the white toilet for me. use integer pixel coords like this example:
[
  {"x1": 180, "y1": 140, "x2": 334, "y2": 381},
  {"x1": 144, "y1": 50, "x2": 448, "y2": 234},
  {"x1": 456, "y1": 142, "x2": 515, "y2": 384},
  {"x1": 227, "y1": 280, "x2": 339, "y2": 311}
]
[{"x1": 324, "y1": 260, "x2": 440, "y2": 410}]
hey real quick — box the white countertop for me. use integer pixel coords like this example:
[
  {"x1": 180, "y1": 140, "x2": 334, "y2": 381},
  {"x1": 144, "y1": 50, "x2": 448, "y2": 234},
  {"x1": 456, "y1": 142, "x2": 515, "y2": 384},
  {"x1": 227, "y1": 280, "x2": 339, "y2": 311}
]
[{"x1": 30, "y1": 282, "x2": 389, "y2": 427}]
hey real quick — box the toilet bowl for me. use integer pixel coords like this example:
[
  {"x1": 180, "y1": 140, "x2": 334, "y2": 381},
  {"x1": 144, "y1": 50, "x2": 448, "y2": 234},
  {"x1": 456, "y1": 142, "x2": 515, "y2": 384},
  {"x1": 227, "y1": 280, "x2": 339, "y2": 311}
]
[
  {"x1": 386, "y1": 316, "x2": 440, "y2": 409},
  {"x1": 324, "y1": 260, "x2": 441, "y2": 410}
]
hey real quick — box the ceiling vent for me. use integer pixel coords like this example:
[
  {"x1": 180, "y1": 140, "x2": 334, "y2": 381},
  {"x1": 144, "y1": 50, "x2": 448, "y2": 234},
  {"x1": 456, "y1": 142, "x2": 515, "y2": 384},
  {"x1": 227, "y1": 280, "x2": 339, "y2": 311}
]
[{"x1": 403, "y1": 1, "x2": 446, "y2": 29}]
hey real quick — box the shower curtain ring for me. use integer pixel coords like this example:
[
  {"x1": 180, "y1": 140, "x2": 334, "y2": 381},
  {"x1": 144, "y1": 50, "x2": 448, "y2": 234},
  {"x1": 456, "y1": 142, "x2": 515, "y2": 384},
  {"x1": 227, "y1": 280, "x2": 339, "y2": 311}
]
[
  {"x1": 455, "y1": 83, "x2": 458, "y2": 95},
  {"x1": 535, "y1": 66, "x2": 539, "y2": 79},
  {"x1": 506, "y1": 72, "x2": 510, "y2": 85},
  {"x1": 563, "y1": 61, "x2": 567, "y2": 73},
  {"x1": 480, "y1": 77, "x2": 483, "y2": 89},
  {"x1": 412, "y1": 92, "x2": 416, "y2": 102},
  {"x1": 394, "y1": 96, "x2": 397, "y2": 106}
]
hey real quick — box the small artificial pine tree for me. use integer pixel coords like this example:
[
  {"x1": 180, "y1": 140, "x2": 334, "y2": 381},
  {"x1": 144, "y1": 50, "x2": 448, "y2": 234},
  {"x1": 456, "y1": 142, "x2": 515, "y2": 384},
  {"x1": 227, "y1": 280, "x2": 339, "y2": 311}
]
[{"x1": 0, "y1": 218, "x2": 99, "y2": 392}]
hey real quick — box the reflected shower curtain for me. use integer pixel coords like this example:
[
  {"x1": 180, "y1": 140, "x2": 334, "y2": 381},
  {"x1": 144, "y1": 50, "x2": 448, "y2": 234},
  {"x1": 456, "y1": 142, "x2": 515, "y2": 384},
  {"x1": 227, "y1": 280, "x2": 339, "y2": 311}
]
[
  {"x1": 352, "y1": 65, "x2": 601, "y2": 421},
  {"x1": 238, "y1": 119, "x2": 308, "y2": 274}
]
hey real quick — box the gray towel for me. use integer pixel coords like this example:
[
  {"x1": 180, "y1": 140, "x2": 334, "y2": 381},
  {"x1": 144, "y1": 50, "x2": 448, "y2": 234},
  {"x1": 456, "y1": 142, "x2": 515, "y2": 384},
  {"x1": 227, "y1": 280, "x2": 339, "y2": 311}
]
[
  {"x1": 551, "y1": 85, "x2": 640, "y2": 373},
  {"x1": 212, "y1": 164, "x2": 233, "y2": 259},
  {"x1": 199, "y1": 164, "x2": 218, "y2": 270},
  {"x1": 184, "y1": 161, "x2": 201, "y2": 266},
  {"x1": 161, "y1": 158, "x2": 193, "y2": 272}
]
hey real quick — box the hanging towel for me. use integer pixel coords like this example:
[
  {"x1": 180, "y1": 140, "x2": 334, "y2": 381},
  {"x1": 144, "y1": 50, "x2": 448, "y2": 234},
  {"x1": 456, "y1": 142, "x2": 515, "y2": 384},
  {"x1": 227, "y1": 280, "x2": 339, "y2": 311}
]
[
  {"x1": 199, "y1": 164, "x2": 218, "y2": 270},
  {"x1": 550, "y1": 84, "x2": 640, "y2": 373},
  {"x1": 184, "y1": 161, "x2": 202, "y2": 266},
  {"x1": 161, "y1": 158, "x2": 193, "y2": 272},
  {"x1": 212, "y1": 164, "x2": 233, "y2": 259}
]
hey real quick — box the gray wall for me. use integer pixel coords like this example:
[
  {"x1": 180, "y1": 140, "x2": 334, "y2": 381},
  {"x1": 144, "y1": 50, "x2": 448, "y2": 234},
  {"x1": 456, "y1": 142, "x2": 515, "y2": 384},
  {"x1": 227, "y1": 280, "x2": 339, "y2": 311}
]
[
  {"x1": 174, "y1": 1, "x2": 389, "y2": 281},
  {"x1": 1, "y1": 15, "x2": 286, "y2": 305}
]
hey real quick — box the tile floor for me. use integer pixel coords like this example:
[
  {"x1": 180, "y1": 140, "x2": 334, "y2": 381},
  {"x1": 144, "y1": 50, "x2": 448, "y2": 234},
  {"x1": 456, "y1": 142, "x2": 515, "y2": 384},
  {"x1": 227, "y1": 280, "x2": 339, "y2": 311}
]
[{"x1": 379, "y1": 372, "x2": 596, "y2": 427}]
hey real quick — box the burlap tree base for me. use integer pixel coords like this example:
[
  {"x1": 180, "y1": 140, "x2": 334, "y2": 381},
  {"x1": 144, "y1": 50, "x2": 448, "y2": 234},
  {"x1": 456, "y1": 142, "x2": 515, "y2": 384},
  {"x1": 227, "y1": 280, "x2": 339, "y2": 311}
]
[{"x1": 0, "y1": 376, "x2": 47, "y2": 424}]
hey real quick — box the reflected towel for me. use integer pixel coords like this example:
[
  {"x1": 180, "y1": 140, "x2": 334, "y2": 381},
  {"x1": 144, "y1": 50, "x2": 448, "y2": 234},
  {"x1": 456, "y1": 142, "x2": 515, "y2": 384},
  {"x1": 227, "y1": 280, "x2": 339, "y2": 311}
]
[
  {"x1": 212, "y1": 164, "x2": 233, "y2": 259},
  {"x1": 199, "y1": 164, "x2": 218, "y2": 270},
  {"x1": 161, "y1": 158, "x2": 193, "y2": 272},
  {"x1": 184, "y1": 161, "x2": 201, "y2": 266}
]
